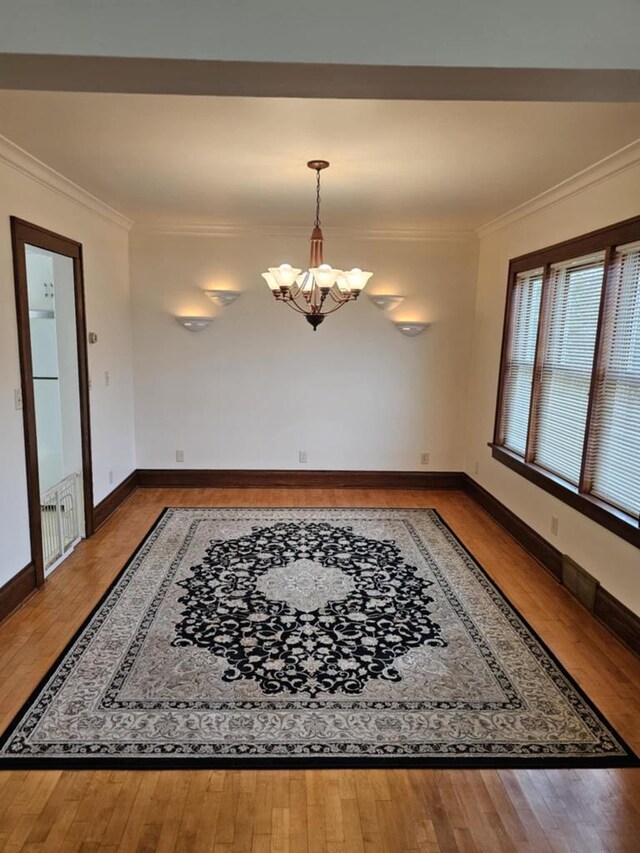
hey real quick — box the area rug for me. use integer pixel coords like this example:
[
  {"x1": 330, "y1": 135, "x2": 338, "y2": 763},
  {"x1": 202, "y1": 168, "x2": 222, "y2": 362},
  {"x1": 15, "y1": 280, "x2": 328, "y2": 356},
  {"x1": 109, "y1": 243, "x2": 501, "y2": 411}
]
[{"x1": 0, "y1": 508, "x2": 636, "y2": 769}]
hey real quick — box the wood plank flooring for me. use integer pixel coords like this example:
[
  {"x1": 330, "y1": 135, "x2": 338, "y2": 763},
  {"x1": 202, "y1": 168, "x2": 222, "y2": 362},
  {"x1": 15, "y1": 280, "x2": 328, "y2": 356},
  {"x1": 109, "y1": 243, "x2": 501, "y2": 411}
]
[{"x1": 0, "y1": 487, "x2": 638, "y2": 852}]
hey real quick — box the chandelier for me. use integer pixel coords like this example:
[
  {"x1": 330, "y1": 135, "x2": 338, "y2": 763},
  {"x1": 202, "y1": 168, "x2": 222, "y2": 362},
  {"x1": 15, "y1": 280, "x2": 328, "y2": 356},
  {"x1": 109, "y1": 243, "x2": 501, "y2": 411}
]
[{"x1": 261, "y1": 160, "x2": 373, "y2": 330}]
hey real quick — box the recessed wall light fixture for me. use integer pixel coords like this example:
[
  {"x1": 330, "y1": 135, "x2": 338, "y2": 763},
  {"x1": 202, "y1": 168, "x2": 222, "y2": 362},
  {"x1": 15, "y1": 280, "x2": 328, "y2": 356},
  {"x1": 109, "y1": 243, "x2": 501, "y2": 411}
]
[
  {"x1": 368, "y1": 294, "x2": 405, "y2": 312},
  {"x1": 204, "y1": 289, "x2": 241, "y2": 307},
  {"x1": 176, "y1": 316, "x2": 213, "y2": 332},
  {"x1": 394, "y1": 321, "x2": 430, "y2": 337}
]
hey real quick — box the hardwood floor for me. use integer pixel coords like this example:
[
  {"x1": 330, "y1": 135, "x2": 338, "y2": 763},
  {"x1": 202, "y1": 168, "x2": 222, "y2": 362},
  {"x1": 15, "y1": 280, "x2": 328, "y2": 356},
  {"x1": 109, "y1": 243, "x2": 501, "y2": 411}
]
[{"x1": 0, "y1": 487, "x2": 638, "y2": 852}]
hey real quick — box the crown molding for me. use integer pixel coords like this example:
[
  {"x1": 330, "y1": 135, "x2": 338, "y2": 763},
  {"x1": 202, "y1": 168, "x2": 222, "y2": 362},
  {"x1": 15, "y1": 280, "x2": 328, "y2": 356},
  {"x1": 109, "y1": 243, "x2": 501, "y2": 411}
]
[
  {"x1": 134, "y1": 221, "x2": 476, "y2": 242},
  {"x1": 0, "y1": 134, "x2": 133, "y2": 232},
  {"x1": 477, "y1": 139, "x2": 640, "y2": 240}
]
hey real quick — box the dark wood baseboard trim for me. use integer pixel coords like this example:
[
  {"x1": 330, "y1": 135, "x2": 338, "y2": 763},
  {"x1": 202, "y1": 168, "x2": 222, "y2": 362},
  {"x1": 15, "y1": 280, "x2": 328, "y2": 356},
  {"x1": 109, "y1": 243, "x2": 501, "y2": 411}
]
[
  {"x1": 463, "y1": 475, "x2": 563, "y2": 580},
  {"x1": 4, "y1": 469, "x2": 637, "y2": 654},
  {"x1": 463, "y1": 475, "x2": 639, "y2": 656},
  {"x1": 136, "y1": 469, "x2": 466, "y2": 490},
  {"x1": 93, "y1": 471, "x2": 138, "y2": 530},
  {"x1": 593, "y1": 588, "x2": 640, "y2": 657},
  {"x1": 0, "y1": 562, "x2": 37, "y2": 624}
]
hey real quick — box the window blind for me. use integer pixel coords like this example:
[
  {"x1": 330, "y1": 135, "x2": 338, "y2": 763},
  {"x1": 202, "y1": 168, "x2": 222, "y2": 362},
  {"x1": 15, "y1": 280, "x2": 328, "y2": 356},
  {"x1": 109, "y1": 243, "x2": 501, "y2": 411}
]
[
  {"x1": 499, "y1": 269, "x2": 542, "y2": 455},
  {"x1": 533, "y1": 254, "x2": 605, "y2": 484},
  {"x1": 587, "y1": 242, "x2": 640, "y2": 519}
]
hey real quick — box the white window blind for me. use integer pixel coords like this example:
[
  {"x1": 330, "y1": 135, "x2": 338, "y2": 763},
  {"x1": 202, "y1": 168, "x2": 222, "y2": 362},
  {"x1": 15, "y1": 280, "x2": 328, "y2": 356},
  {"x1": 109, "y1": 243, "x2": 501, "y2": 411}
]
[
  {"x1": 588, "y1": 242, "x2": 640, "y2": 519},
  {"x1": 533, "y1": 254, "x2": 605, "y2": 484},
  {"x1": 499, "y1": 269, "x2": 542, "y2": 455}
]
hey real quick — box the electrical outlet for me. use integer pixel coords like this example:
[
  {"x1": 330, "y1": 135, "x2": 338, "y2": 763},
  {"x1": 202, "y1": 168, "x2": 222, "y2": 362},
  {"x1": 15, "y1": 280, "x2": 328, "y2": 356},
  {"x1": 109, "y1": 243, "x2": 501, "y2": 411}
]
[
  {"x1": 176, "y1": 450, "x2": 185, "y2": 463},
  {"x1": 420, "y1": 452, "x2": 430, "y2": 465},
  {"x1": 108, "y1": 470, "x2": 114, "y2": 485},
  {"x1": 104, "y1": 370, "x2": 110, "y2": 387},
  {"x1": 14, "y1": 388, "x2": 23, "y2": 410},
  {"x1": 550, "y1": 516, "x2": 559, "y2": 537},
  {"x1": 298, "y1": 450, "x2": 308, "y2": 464}
]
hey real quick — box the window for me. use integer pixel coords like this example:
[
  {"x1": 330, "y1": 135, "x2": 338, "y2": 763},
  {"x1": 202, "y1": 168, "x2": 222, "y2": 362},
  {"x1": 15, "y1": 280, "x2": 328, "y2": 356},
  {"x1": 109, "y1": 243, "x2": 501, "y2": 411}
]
[
  {"x1": 532, "y1": 255, "x2": 604, "y2": 484},
  {"x1": 499, "y1": 269, "x2": 542, "y2": 455},
  {"x1": 493, "y1": 216, "x2": 640, "y2": 547}
]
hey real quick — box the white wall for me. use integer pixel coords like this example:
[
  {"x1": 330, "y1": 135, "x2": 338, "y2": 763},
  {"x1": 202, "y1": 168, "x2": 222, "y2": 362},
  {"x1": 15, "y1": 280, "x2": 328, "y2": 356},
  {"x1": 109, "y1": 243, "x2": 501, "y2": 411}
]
[
  {"x1": 1, "y1": 1, "x2": 638, "y2": 70},
  {"x1": 466, "y1": 162, "x2": 640, "y2": 616},
  {"x1": 0, "y1": 152, "x2": 136, "y2": 588},
  {"x1": 131, "y1": 231, "x2": 477, "y2": 472}
]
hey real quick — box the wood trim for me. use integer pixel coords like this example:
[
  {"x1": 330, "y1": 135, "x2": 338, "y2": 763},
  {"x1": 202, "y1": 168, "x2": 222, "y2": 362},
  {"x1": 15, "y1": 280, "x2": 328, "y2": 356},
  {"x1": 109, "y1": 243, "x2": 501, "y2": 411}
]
[
  {"x1": 490, "y1": 445, "x2": 640, "y2": 548},
  {"x1": 10, "y1": 218, "x2": 95, "y2": 585},
  {"x1": 462, "y1": 475, "x2": 563, "y2": 580},
  {"x1": 524, "y1": 262, "x2": 551, "y2": 463},
  {"x1": 492, "y1": 267, "x2": 517, "y2": 446},
  {"x1": 462, "y1": 475, "x2": 640, "y2": 656},
  {"x1": 3, "y1": 472, "x2": 638, "y2": 655},
  {"x1": 93, "y1": 472, "x2": 139, "y2": 530},
  {"x1": 0, "y1": 563, "x2": 37, "y2": 624},
  {"x1": 509, "y1": 214, "x2": 640, "y2": 275},
  {"x1": 72, "y1": 240, "x2": 95, "y2": 537},
  {"x1": 579, "y1": 246, "x2": 613, "y2": 493},
  {"x1": 137, "y1": 469, "x2": 467, "y2": 490},
  {"x1": 593, "y1": 588, "x2": 640, "y2": 657},
  {"x1": 11, "y1": 221, "x2": 43, "y2": 586}
]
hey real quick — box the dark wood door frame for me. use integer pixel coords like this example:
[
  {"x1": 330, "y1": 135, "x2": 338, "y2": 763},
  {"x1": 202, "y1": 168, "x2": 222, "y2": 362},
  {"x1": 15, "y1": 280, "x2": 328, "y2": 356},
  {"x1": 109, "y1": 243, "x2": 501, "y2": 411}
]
[{"x1": 11, "y1": 217, "x2": 95, "y2": 587}]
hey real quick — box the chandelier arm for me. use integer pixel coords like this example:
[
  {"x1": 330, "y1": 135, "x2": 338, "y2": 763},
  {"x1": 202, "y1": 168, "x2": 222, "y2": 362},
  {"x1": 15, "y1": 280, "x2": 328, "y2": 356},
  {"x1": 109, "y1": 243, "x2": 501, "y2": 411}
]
[
  {"x1": 282, "y1": 292, "x2": 313, "y2": 314},
  {"x1": 327, "y1": 288, "x2": 348, "y2": 305},
  {"x1": 319, "y1": 299, "x2": 351, "y2": 316}
]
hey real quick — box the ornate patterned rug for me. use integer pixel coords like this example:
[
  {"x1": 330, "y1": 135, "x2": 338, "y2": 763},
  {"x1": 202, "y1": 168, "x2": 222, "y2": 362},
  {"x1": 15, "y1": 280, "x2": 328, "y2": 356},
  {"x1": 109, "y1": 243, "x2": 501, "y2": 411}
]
[{"x1": 0, "y1": 508, "x2": 636, "y2": 769}]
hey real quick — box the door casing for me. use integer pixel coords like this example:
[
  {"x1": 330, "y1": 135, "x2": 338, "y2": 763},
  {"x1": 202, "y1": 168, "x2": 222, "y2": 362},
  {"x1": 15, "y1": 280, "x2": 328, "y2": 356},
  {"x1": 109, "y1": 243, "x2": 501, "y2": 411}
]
[{"x1": 11, "y1": 217, "x2": 95, "y2": 586}]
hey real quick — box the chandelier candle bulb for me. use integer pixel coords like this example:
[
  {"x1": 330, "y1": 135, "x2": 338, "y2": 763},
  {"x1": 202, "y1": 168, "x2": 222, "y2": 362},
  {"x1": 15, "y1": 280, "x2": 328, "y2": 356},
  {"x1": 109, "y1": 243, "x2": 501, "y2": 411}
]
[{"x1": 262, "y1": 160, "x2": 373, "y2": 330}]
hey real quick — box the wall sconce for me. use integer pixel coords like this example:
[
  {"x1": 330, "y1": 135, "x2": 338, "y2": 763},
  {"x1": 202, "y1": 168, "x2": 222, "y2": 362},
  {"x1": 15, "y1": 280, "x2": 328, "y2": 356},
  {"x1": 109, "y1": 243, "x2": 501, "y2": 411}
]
[
  {"x1": 368, "y1": 294, "x2": 405, "y2": 312},
  {"x1": 204, "y1": 289, "x2": 241, "y2": 307},
  {"x1": 176, "y1": 316, "x2": 213, "y2": 332},
  {"x1": 394, "y1": 321, "x2": 430, "y2": 337}
]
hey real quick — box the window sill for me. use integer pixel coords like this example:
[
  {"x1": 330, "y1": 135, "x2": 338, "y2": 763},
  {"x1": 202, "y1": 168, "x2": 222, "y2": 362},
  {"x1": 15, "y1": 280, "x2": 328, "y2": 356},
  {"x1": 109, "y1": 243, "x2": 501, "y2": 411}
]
[{"x1": 489, "y1": 444, "x2": 640, "y2": 550}]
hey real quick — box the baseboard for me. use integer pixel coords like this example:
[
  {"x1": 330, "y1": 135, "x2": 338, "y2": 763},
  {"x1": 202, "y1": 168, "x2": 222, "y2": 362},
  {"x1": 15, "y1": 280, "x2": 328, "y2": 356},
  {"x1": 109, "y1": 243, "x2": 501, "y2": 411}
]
[
  {"x1": 463, "y1": 475, "x2": 563, "y2": 580},
  {"x1": 593, "y1": 588, "x2": 640, "y2": 657},
  {"x1": 463, "y1": 475, "x2": 639, "y2": 656},
  {"x1": 6, "y1": 469, "x2": 637, "y2": 655},
  {"x1": 0, "y1": 562, "x2": 37, "y2": 624},
  {"x1": 136, "y1": 469, "x2": 466, "y2": 490},
  {"x1": 93, "y1": 471, "x2": 138, "y2": 530}
]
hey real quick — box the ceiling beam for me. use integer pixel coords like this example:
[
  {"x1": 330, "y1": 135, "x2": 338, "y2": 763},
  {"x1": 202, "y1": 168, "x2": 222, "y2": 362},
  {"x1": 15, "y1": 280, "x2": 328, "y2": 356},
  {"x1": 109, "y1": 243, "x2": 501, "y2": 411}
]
[{"x1": 1, "y1": 55, "x2": 639, "y2": 102}]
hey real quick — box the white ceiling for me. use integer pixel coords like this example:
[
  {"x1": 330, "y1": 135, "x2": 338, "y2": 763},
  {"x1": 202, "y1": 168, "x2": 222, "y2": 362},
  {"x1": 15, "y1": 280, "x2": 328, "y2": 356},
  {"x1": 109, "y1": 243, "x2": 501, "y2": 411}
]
[{"x1": 1, "y1": 91, "x2": 639, "y2": 231}]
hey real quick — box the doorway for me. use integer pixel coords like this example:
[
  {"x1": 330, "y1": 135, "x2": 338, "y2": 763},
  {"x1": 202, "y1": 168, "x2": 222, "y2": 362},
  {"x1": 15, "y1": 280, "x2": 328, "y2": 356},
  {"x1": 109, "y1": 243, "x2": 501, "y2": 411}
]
[{"x1": 11, "y1": 218, "x2": 94, "y2": 586}]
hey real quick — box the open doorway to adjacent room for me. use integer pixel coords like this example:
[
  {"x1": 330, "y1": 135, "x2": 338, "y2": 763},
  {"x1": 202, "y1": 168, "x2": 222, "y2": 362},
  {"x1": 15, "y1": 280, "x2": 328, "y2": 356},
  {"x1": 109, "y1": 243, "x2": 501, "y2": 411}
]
[{"x1": 11, "y1": 219, "x2": 94, "y2": 585}]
